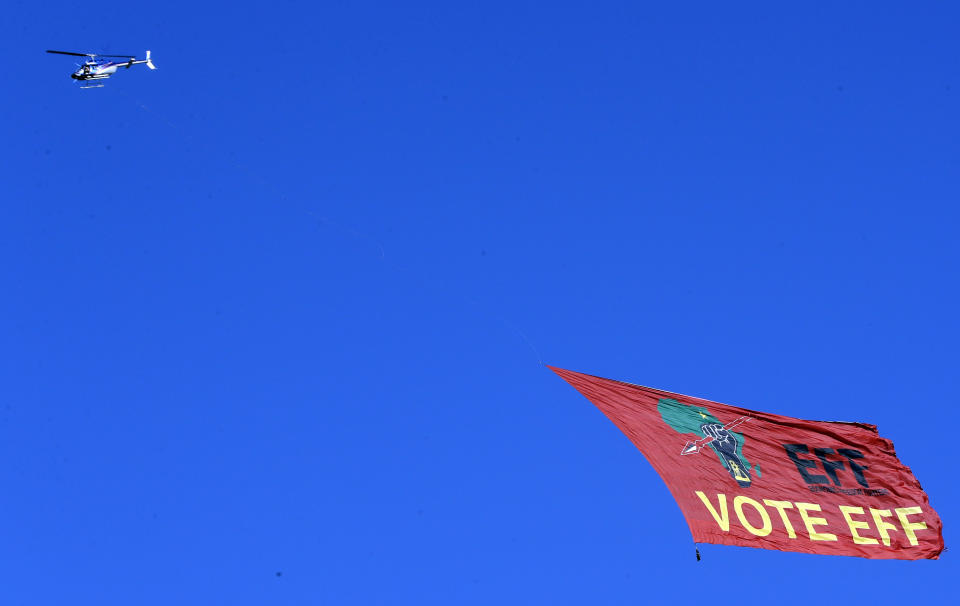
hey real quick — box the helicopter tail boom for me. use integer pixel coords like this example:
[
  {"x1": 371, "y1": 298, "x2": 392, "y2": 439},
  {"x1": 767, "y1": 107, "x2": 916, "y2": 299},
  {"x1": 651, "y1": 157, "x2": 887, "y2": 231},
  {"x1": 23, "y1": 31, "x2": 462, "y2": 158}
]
[{"x1": 125, "y1": 51, "x2": 156, "y2": 70}]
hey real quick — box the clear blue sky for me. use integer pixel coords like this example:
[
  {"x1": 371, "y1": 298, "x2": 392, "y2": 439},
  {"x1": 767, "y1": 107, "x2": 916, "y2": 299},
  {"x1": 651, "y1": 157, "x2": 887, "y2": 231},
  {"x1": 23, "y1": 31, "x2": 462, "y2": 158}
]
[{"x1": 4, "y1": 1, "x2": 956, "y2": 603}]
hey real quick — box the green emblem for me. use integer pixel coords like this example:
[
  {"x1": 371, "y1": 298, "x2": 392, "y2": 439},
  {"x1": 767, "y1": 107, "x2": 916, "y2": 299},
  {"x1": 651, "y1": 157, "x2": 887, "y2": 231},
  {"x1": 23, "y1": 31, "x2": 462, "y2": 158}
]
[{"x1": 657, "y1": 398, "x2": 760, "y2": 487}]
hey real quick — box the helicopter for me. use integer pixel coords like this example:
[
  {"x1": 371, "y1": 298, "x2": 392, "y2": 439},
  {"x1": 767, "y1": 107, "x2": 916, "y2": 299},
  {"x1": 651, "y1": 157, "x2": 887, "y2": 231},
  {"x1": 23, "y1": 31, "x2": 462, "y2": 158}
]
[{"x1": 46, "y1": 49, "x2": 155, "y2": 88}]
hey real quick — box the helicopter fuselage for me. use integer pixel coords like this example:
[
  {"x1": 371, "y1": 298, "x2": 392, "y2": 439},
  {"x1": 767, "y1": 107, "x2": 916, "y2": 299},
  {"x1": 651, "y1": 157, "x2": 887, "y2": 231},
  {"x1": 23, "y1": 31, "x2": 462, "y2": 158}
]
[{"x1": 72, "y1": 61, "x2": 126, "y2": 80}]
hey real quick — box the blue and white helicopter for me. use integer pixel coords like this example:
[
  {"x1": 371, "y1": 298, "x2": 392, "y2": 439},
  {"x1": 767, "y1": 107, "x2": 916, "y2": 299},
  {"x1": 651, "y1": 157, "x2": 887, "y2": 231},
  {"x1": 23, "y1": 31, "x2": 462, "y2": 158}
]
[{"x1": 46, "y1": 49, "x2": 155, "y2": 88}]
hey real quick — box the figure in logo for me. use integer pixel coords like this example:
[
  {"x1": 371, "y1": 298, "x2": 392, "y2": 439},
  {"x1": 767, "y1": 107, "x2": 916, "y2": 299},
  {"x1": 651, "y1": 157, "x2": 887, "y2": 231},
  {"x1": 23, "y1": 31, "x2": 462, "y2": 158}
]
[{"x1": 657, "y1": 398, "x2": 759, "y2": 488}]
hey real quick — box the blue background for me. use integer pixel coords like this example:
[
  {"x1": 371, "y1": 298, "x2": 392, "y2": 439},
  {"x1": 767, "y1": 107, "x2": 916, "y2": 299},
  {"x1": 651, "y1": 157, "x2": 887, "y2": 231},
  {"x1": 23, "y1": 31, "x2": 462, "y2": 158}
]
[{"x1": 4, "y1": 1, "x2": 956, "y2": 603}]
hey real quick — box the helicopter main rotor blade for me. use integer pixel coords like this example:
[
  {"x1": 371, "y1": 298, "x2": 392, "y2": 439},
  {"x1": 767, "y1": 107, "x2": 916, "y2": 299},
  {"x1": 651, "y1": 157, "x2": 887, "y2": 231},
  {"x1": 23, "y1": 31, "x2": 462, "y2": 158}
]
[
  {"x1": 46, "y1": 50, "x2": 137, "y2": 59},
  {"x1": 47, "y1": 50, "x2": 96, "y2": 57}
]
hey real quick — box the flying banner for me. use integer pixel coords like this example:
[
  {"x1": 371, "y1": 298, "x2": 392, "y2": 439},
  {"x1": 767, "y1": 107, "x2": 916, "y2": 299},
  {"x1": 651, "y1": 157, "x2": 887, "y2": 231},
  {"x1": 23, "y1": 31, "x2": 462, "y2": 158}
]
[{"x1": 550, "y1": 366, "x2": 943, "y2": 560}]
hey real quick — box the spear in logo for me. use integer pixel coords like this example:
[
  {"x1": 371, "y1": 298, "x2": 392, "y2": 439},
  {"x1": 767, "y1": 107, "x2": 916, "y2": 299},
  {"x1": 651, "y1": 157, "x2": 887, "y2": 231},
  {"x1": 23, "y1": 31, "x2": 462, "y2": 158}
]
[{"x1": 681, "y1": 415, "x2": 750, "y2": 455}]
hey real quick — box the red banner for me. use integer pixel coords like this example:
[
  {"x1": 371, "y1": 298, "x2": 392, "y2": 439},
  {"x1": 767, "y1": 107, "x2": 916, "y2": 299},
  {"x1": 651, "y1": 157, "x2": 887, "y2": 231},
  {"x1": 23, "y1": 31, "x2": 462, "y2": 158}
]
[{"x1": 551, "y1": 366, "x2": 943, "y2": 560}]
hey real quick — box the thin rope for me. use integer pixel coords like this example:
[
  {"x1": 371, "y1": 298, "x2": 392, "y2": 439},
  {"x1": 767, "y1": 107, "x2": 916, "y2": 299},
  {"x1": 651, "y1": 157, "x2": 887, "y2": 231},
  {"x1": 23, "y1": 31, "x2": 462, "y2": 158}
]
[{"x1": 117, "y1": 86, "x2": 545, "y2": 369}]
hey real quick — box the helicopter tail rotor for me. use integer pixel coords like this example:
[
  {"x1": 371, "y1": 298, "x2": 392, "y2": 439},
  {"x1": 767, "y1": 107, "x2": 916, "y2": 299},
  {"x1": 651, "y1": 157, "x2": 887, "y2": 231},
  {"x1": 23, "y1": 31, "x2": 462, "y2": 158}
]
[{"x1": 145, "y1": 50, "x2": 156, "y2": 70}]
